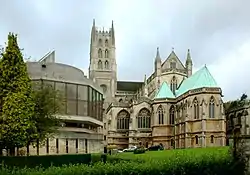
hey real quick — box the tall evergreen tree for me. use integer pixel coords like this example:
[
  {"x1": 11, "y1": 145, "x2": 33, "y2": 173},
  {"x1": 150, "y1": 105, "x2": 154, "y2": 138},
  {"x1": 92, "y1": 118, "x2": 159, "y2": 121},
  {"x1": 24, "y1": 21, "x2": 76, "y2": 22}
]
[{"x1": 0, "y1": 33, "x2": 36, "y2": 153}]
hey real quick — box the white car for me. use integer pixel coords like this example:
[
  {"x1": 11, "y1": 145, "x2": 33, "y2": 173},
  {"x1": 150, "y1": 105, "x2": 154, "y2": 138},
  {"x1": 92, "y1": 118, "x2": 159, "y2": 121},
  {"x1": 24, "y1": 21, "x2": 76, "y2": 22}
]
[{"x1": 123, "y1": 146, "x2": 137, "y2": 152}]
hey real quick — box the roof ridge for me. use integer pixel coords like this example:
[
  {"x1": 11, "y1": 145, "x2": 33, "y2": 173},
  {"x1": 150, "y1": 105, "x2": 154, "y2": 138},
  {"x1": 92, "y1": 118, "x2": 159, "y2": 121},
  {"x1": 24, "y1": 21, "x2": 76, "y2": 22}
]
[{"x1": 176, "y1": 65, "x2": 219, "y2": 97}]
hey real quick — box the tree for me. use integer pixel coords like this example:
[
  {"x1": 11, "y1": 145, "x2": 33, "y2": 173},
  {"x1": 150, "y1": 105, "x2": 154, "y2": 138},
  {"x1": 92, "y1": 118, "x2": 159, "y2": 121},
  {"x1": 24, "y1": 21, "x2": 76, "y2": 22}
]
[
  {"x1": 225, "y1": 93, "x2": 250, "y2": 174},
  {"x1": 30, "y1": 83, "x2": 63, "y2": 146},
  {"x1": 0, "y1": 33, "x2": 36, "y2": 154}
]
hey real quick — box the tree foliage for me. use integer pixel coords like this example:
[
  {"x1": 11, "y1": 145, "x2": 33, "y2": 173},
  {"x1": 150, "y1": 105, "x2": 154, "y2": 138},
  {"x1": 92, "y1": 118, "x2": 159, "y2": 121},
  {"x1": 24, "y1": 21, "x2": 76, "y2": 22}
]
[
  {"x1": 31, "y1": 83, "x2": 63, "y2": 145},
  {"x1": 0, "y1": 33, "x2": 64, "y2": 154},
  {"x1": 0, "y1": 33, "x2": 36, "y2": 150},
  {"x1": 224, "y1": 93, "x2": 250, "y2": 114}
]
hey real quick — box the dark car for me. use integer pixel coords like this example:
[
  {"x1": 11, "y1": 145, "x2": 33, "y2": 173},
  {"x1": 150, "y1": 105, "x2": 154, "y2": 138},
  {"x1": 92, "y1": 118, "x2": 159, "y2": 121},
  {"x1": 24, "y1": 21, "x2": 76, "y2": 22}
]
[{"x1": 147, "y1": 144, "x2": 164, "y2": 151}]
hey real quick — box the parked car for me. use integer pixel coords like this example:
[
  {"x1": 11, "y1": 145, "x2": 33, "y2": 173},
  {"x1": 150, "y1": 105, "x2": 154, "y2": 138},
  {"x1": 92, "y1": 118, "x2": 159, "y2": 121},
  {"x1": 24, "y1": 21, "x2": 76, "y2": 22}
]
[
  {"x1": 147, "y1": 144, "x2": 164, "y2": 151},
  {"x1": 123, "y1": 146, "x2": 137, "y2": 152},
  {"x1": 117, "y1": 149, "x2": 123, "y2": 153}
]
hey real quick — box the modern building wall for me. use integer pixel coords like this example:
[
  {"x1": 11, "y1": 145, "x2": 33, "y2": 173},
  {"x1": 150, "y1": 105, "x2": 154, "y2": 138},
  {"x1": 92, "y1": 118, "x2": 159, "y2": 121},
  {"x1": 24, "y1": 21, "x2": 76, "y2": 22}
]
[{"x1": 16, "y1": 61, "x2": 105, "y2": 155}]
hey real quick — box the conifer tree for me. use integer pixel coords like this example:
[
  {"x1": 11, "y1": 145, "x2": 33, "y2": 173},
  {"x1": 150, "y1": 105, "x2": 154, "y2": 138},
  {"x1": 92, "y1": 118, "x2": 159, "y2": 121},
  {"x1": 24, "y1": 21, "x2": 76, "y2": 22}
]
[{"x1": 0, "y1": 33, "x2": 36, "y2": 154}]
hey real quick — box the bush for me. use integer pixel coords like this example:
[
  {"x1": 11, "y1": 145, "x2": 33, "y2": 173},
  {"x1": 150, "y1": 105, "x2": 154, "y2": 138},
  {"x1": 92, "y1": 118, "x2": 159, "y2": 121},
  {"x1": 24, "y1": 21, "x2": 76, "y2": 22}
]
[
  {"x1": 0, "y1": 147, "x2": 245, "y2": 175},
  {"x1": 0, "y1": 154, "x2": 91, "y2": 168},
  {"x1": 0, "y1": 156, "x2": 239, "y2": 175},
  {"x1": 134, "y1": 148, "x2": 146, "y2": 154}
]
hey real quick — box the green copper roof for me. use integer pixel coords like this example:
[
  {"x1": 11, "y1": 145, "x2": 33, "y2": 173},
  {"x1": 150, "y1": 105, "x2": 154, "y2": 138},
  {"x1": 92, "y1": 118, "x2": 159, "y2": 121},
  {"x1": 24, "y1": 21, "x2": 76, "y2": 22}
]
[
  {"x1": 155, "y1": 82, "x2": 175, "y2": 99},
  {"x1": 176, "y1": 65, "x2": 218, "y2": 96}
]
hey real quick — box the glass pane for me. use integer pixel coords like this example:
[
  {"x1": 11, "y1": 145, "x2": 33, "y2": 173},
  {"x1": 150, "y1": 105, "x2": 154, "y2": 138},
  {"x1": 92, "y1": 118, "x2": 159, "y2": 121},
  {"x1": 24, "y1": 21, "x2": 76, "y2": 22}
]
[
  {"x1": 66, "y1": 83, "x2": 77, "y2": 100},
  {"x1": 78, "y1": 85, "x2": 88, "y2": 100},
  {"x1": 66, "y1": 99, "x2": 77, "y2": 115},
  {"x1": 78, "y1": 100, "x2": 88, "y2": 116},
  {"x1": 55, "y1": 82, "x2": 66, "y2": 98},
  {"x1": 58, "y1": 100, "x2": 66, "y2": 115},
  {"x1": 88, "y1": 87, "x2": 92, "y2": 102}
]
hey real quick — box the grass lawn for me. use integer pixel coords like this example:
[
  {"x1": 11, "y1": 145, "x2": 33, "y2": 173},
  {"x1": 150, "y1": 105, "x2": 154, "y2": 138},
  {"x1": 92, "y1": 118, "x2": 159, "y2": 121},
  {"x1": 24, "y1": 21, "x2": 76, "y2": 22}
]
[
  {"x1": 1, "y1": 147, "x2": 239, "y2": 175},
  {"x1": 110, "y1": 146, "x2": 230, "y2": 162}
]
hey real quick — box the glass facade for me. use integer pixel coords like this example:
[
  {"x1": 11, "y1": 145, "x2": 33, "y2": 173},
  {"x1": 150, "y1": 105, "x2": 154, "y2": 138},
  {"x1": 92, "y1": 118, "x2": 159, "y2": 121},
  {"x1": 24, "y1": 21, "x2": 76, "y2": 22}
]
[{"x1": 32, "y1": 79, "x2": 104, "y2": 121}]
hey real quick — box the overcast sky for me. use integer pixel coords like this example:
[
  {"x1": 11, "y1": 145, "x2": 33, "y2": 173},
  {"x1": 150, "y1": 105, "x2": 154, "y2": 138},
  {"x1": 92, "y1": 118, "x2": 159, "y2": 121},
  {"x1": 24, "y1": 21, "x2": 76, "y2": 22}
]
[{"x1": 0, "y1": 0, "x2": 250, "y2": 101}]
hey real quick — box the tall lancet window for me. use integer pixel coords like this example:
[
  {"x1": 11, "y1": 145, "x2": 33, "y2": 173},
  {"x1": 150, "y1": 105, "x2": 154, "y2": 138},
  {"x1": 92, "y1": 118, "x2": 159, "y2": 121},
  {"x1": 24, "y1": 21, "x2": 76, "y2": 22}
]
[
  {"x1": 105, "y1": 39, "x2": 108, "y2": 47},
  {"x1": 157, "y1": 105, "x2": 164, "y2": 125},
  {"x1": 98, "y1": 49, "x2": 102, "y2": 58},
  {"x1": 105, "y1": 49, "x2": 109, "y2": 58},
  {"x1": 98, "y1": 60, "x2": 102, "y2": 69},
  {"x1": 209, "y1": 97, "x2": 215, "y2": 118},
  {"x1": 193, "y1": 98, "x2": 199, "y2": 119},
  {"x1": 104, "y1": 60, "x2": 109, "y2": 69},
  {"x1": 170, "y1": 76, "x2": 177, "y2": 94}
]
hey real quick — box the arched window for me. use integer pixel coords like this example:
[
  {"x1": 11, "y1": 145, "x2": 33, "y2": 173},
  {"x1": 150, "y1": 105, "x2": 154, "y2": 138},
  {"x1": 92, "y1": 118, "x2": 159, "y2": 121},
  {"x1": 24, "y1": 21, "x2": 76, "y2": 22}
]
[
  {"x1": 105, "y1": 39, "x2": 108, "y2": 47},
  {"x1": 100, "y1": 84, "x2": 107, "y2": 93},
  {"x1": 210, "y1": 135, "x2": 214, "y2": 143},
  {"x1": 169, "y1": 105, "x2": 175, "y2": 125},
  {"x1": 98, "y1": 39, "x2": 102, "y2": 46},
  {"x1": 137, "y1": 108, "x2": 151, "y2": 129},
  {"x1": 98, "y1": 49, "x2": 102, "y2": 58},
  {"x1": 98, "y1": 60, "x2": 102, "y2": 69},
  {"x1": 195, "y1": 135, "x2": 198, "y2": 144},
  {"x1": 193, "y1": 98, "x2": 199, "y2": 119},
  {"x1": 117, "y1": 110, "x2": 130, "y2": 130},
  {"x1": 104, "y1": 60, "x2": 109, "y2": 69},
  {"x1": 157, "y1": 105, "x2": 164, "y2": 124},
  {"x1": 209, "y1": 97, "x2": 215, "y2": 118},
  {"x1": 170, "y1": 76, "x2": 177, "y2": 94},
  {"x1": 105, "y1": 49, "x2": 109, "y2": 58},
  {"x1": 119, "y1": 98, "x2": 123, "y2": 102}
]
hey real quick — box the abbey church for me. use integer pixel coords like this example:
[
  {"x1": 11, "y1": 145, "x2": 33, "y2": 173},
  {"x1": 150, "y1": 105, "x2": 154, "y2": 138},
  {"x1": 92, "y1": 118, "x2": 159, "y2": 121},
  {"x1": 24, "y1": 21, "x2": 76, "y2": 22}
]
[{"x1": 89, "y1": 20, "x2": 226, "y2": 149}]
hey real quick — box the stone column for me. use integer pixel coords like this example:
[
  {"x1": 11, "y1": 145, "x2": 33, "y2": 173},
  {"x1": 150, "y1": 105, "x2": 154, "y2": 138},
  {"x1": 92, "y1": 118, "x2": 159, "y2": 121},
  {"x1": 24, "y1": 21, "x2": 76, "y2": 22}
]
[{"x1": 129, "y1": 107, "x2": 135, "y2": 147}]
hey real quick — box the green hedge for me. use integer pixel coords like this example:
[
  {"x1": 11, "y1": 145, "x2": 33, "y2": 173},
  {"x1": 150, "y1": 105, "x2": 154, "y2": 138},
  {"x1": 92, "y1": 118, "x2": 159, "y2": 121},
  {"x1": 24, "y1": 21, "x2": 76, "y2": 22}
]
[
  {"x1": 0, "y1": 154, "x2": 91, "y2": 168},
  {"x1": 0, "y1": 157, "x2": 243, "y2": 175}
]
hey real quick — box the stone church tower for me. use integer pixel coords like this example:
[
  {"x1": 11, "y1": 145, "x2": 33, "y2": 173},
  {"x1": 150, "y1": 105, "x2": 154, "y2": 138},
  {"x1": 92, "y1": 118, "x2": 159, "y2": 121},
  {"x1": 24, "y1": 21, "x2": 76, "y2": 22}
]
[{"x1": 89, "y1": 20, "x2": 117, "y2": 107}]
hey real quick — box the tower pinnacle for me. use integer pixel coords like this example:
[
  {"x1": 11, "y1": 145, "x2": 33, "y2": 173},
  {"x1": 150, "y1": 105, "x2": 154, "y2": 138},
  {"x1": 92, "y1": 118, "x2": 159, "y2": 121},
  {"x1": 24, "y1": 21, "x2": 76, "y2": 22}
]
[{"x1": 155, "y1": 47, "x2": 161, "y2": 61}]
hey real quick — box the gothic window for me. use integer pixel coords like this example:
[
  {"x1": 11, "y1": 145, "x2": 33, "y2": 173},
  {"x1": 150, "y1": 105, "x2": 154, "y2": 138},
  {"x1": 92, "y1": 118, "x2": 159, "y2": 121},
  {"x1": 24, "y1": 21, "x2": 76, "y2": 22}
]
[
  {"x1": 137, "y1": 108, "x2": 151, "y2": 129},
  {"x1": 210, "y1": 135, "x2": 214, "y2": 143},
  {"x1": 100, "y1": 84, "x2": 107, "y2": 93},
  {"x1": 97, "y1": 60, "x2": 102, "y2": 69},
  {"x1": 170, "y1": 76, "x2": 177, "y2": 94},
  {"x1": 105, "y1": 39, "x2": 108, "y2": 47},
  {"x1": 157, "y1": 105, "x2": 164, "y2": 125},
  {"x1": 170, "y1": 62, "x2": 176, "y2": 69},
  {"x1": 195, "y1": 135, "x2": 198, "y2": 144},
  {"x1": 193, "y1": 98, "x2": 199, "y2": 119},
  {"x1": 104, "y1": 60, "x2": 109, "y2": 69},
  {"x1": 209, "y1": 97, "x2": 215, "y2": 118},
  {"x1": 117, "y1": 110, "x2": 130, "y2": 130},
  {"x1": 105, "y1": 49, "x2": 109, "y2": 58},
  {"x1": 98, "y1": 49, "x2": 102, "y2": 58},
  {"x1": 98, "y1": 39, "x2": 102, "y2": 46},
  {"x1": 169, "y1": 105, "x2": 175, "y2": 125}
]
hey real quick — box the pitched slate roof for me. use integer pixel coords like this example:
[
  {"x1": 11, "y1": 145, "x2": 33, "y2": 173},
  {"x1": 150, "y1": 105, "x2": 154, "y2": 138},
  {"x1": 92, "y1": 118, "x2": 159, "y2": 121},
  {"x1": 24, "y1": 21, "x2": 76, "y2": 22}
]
[
  {"x1": 155, "y1": 82, "x2": 175, "y2": 99},
  {"x1": 176, "y1": 65, "x2": 218, "y2": 96}
]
